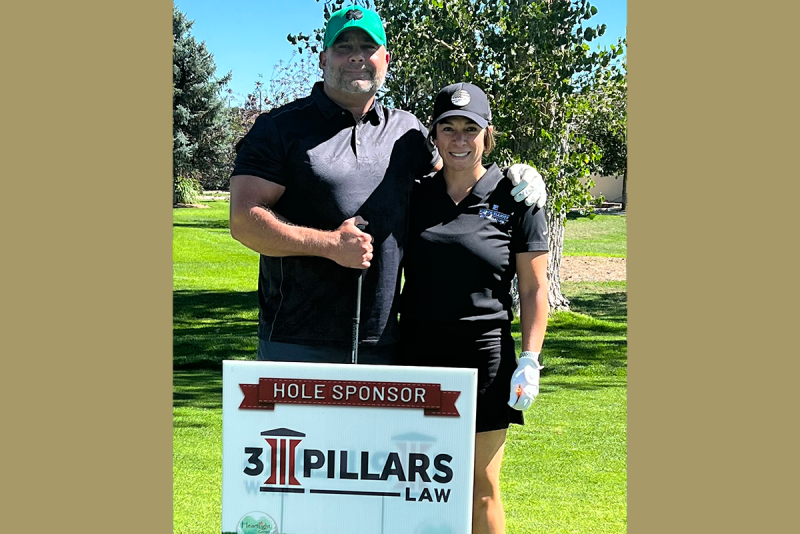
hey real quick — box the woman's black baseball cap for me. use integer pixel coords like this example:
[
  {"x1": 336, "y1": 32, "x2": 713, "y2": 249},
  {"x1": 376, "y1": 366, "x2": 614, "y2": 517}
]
[{"x1": 431, "y1": 82, "x2": 492, "y2": 128}]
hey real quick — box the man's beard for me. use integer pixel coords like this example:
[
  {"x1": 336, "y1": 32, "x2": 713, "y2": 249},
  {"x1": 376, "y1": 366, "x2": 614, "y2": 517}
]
[{"x1": 326, "y1": 66, "x2": 385, "y2": 94}]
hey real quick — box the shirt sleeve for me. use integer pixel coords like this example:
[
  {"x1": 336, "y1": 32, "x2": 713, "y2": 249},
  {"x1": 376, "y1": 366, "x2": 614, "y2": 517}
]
[
  {"x1": 511, "y1": 204, "x2": 549, "y2": 254},
  {"x1": 415, "y1": 117, "x2": 440, "y2": 175},
  {"x1": 231, "y1": 114, "x2": 287, "y2": 185}
]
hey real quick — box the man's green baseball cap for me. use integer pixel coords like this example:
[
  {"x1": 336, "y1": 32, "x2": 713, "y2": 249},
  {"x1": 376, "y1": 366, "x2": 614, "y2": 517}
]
[{"x1": 323, "y1": 6, "x2": 387, "y2": 49}]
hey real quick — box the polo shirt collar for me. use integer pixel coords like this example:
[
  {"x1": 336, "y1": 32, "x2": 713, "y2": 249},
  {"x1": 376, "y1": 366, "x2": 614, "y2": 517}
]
[
  {"x1": 369, "y1": 99, "x2": 384, "y2": 124},
  {"x1": 469, "y1": 164, "x2": 504, "y2": 203},
  {"x1": 311, "y1": 81, "x2": 384, "y2": 124},
  {"x1": 311, "y1": 82, "x2": 341, "y2": 120}
]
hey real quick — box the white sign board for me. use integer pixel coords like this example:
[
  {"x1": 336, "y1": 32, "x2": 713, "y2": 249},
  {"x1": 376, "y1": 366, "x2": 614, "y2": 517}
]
[{"x1": 222, "y1": 360, "x2": 477, "y2": 534}]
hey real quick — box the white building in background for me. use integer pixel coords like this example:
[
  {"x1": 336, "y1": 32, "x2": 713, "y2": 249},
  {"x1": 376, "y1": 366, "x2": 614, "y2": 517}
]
[{"x1": 580, "y1": 174, "x2": 625, "y2": 204}]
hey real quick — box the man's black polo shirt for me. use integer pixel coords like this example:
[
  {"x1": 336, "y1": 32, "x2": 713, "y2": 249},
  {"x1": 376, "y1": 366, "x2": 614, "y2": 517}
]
[
  {"x1": 232, "y1": 82, "x2": 438, "y2": 347},
  {"x1": 400, "y1": 163, "x2": 549, "y2": 323}
]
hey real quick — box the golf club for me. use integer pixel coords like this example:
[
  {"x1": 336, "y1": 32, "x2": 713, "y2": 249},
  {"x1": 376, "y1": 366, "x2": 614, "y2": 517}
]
[{"x1": 351, "y1": 223, "x2": 368, "y2": 364}]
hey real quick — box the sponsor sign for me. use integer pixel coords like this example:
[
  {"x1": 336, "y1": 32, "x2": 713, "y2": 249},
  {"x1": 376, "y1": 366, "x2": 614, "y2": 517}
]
[{"x1": 222, "y1": 360, "x2": 477, "y2": 534}]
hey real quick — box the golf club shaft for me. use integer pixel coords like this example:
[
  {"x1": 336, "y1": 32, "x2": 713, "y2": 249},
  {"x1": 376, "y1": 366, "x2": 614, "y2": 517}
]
[{"x1": 352, "y1": 271, "x2": 363, "y2": 364}]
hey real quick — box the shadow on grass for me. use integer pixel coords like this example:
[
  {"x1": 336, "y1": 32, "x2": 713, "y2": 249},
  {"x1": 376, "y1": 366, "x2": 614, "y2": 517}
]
[
  {"x1": 173, "y1": 370, "x2": 223, "y2": 410},
  {"x1": 568, "y1": 290, "x2": 627, "y2": 323},
  {"x1": 566, "y1": 211, "x2": 594, "y2": 221},
  {"x1": 510, "y1": 283, "x2": 628, "y2": 385},
  {"x1": 173, "y1": 290, "x2": 258, "y2": 370},
  {"x1": 173, "y1": 285, "x2": 627, "y2": 397},
  {"x1": 541, "y1": 378, "x2": 627, "y2": 393},
  {"x1": 172, "y1": 219, "x2": 231, "y2": 230}
]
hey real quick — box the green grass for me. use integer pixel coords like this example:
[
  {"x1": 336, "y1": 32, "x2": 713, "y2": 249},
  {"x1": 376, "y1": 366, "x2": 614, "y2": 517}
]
[
  {"x1": 173, "y1": 202, "x2": 258, "y2": 291},
  {"x1": 535, "y1": 281, "x2": 628, "y2": 378},
  {"x1": 563, "y1": 213, "x2": 627, "y2": 257},
  {"x1": 174, "y1": 370, "x2": 223, "y2": 534},
  {"x1": 173, "y1": 202, "x2": 260, "y2": 368},
  {"x1": 173, "y1": 201, "x2": 627, "y2": 534},
  {"x1": 504, "y1": 378, "x2": 626, "y2": 534}
]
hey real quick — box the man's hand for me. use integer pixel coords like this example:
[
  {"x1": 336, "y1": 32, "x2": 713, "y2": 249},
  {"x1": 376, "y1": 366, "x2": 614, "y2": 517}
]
[
  {"x1": 507, "y1": 164, "x2": 547, "y2": 208},
  {"x1": 329, "y1": 217, "x2": 373, "y2": 269},
  {"x1": 507, "y1": 353, "x2": 543, "y2": 411}
]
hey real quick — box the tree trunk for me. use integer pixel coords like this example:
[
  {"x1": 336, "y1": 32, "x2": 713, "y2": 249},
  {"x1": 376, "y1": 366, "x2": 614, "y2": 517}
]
[
  {"x1": 546, "y1": 108, "x2": 571, "y2": 312},
  {"x1": 511, "y1": 275, "x2": 520, "y2": 317},
  {"x1": 511, "y1": 206, "x2": 570, "y2": 315},
  {"x1": 621, "y1": 168, "x2": 627, "y2": 211},
  {"x1": 547, "y1": 208, "x2": 570, "y2": 311}
]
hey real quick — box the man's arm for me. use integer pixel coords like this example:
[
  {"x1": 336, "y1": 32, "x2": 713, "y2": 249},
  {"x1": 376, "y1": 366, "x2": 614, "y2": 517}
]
[
  {"x1": 507, "y1": 164, "x2": 547, "y2": 208},
  {"x1": 229, "y1": 174, "x2": 373, "y2": 269}
]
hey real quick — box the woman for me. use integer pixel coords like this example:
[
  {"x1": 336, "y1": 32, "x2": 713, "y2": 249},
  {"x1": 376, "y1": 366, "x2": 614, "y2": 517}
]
[{"x1": 399, "y1": 82, "x2": 549, "y2": 534}]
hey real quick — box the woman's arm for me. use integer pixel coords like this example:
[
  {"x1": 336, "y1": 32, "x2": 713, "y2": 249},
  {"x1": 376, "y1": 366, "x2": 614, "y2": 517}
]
[
  {"x1": 508, "y1": 250, "x2": 549, "y2": 411},
  {"x1": 516, "y1": 251, "x2": 550, "y2": 353}
]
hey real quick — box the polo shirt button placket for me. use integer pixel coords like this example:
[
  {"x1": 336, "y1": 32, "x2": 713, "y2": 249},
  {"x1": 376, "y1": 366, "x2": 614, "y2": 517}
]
[{"x1": 354, "y1": 123, "x2": 361, "y2": 157}]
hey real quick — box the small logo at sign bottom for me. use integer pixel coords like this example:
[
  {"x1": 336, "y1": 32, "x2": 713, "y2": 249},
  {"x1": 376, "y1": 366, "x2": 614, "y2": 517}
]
[{"x1": 237, "y1": 512, "x2": 278, "y2": 534}]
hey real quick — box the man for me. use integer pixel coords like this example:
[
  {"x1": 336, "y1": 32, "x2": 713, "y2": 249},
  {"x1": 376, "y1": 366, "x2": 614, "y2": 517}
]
[{"x1": 229, "y1": 6, "x2": 545, "y2": 364}]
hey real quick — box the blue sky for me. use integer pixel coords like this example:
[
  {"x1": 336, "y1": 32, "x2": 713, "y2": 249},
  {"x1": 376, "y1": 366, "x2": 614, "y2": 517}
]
[{"x1": 175, "y1": 0, "x2": 627, "y2": 105}]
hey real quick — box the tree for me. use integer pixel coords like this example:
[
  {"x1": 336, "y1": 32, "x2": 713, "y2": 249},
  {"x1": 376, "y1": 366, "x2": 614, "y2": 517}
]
[
  {"x1": 210, "y1": 49, "x2": 325, "y2": 194},
  {"x1": 574, "y1": 38, "x2": 627, "y2": 209},
  {"x1": 173, "y1": 6, "x2": 232, "y2": 202},
  {"x1": 297, "y1": 0, "x2": 617, "y2": 311},
  {"x1": 236, "y1": 49, "x2": 322, "y2": 132}
]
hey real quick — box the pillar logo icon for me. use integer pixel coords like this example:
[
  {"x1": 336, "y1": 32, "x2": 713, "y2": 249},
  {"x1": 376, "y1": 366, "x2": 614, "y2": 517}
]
[{"x1": 243, "y1": 427, "x2": 306, "y2": 492}]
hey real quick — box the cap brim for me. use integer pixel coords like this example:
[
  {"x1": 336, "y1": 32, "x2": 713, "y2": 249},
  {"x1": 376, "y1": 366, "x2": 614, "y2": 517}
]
[
  {"x1": 326, "y1": 27, "x2": 385, "y2": 49},
  {"x1": 432, "y1": 110, "x2": 489, "y2": 129}
]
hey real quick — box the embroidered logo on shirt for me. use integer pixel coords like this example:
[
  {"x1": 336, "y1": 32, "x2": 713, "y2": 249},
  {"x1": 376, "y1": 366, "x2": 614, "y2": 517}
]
[{"x1": 479, "y1": 204, "x2": 510, "y2": 225}]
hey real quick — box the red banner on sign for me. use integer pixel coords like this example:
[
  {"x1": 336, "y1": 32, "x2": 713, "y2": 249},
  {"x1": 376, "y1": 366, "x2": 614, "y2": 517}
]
[{"x1": 239, "y1": 378, "x2": 460, "y2": 417}]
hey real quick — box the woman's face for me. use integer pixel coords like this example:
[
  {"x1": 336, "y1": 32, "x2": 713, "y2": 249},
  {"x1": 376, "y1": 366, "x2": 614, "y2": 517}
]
[{"x1": 434, "y1": 117, "x2": 486, "y2": 173}]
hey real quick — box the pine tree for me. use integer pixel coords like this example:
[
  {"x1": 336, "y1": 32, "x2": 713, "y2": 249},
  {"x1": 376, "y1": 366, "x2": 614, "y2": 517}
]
[{"x1": 173, "y1": 6, "x2": 232, "y2": 202}]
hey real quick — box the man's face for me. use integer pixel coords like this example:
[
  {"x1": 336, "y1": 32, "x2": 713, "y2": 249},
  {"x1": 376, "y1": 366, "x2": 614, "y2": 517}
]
[{"x1": 320, "y1": 29, "x2": 390, "y2": 95}]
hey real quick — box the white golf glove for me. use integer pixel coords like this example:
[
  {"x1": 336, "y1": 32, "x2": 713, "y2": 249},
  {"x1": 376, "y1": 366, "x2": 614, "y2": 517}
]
[
  {"x1": 508, "y1": 352, "x2": 544, "y2": 411},
  {"x1": 507, "y1": 164, "x2": 547, "y2": 208}
]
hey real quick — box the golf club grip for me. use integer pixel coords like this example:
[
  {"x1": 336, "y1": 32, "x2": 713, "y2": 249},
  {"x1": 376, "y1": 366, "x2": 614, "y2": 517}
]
[
  {"x1": 351, "y1": 322, "x2": 359, "y2": 363},
  {"x1": 352, "y1": 222, "x2": 368, "y2": 364},
  {"x1": 356, "y1": 224, "x2": 367, "y2": 274}
]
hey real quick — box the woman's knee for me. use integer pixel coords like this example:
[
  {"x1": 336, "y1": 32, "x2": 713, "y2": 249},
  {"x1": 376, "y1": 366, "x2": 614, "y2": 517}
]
[
  {"x1": 473, "y1": 465, "x2": 501, "y2": 501},
  {"x1": 473, "y1": 429, "x2": 505, "y2": 504}
]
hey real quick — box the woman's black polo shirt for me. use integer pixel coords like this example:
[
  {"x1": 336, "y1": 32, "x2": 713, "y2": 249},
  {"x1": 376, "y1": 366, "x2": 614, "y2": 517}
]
[
  {"x1": 400, "y1": 163, "x2": 548, "y2": 323},
  {"x1": 232, "y1": 82, "x2": 438, "y2": 347}
]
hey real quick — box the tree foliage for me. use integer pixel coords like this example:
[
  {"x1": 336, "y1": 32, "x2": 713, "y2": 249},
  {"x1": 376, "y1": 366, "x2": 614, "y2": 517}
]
[
  {"x1": 173, "y1": 6, "x2": 232, "y2": 198},
  {"x1": 573, "y1": 38, "x2": 627, "y2": 206},
  {"x1": 235, "y1": 49, "x2": 322, "y2": 131},
  {"x1": 296, "y1": 0, "x2": 625, "y2": 310},
  {"x1": 212, "y1": 49, "x2": 325, "y2": 194}
]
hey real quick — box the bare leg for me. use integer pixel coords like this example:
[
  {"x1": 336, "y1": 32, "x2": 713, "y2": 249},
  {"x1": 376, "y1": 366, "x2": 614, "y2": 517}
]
[{"x1": 473, "y1": 428, "x2": 507, "y2": 534}]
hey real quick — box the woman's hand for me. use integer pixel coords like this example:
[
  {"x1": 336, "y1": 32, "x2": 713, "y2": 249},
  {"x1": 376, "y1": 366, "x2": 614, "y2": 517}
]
[{"x1": 508, "y1": 352, "x2": 544, "y2": 411}]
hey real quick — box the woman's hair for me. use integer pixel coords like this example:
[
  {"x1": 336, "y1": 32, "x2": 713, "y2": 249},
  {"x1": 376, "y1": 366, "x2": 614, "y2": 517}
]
[{"x1": 428, "y1": 122, "x2": 496, "y2": 155}]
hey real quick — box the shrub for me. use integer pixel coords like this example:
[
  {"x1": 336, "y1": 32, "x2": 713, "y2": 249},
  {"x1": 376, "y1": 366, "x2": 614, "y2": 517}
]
[{"x1": 174, "y1": 175, "x2": 201, "y2": 205}]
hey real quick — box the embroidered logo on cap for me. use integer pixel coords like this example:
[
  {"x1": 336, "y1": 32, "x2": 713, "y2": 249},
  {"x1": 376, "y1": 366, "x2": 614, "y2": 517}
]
[
  {"x1": 451, "y1": 90, "x2": 471, "y2": 106},
  {"x1": 346, "y1": 8, "x2": 363, "y2": 20}
]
